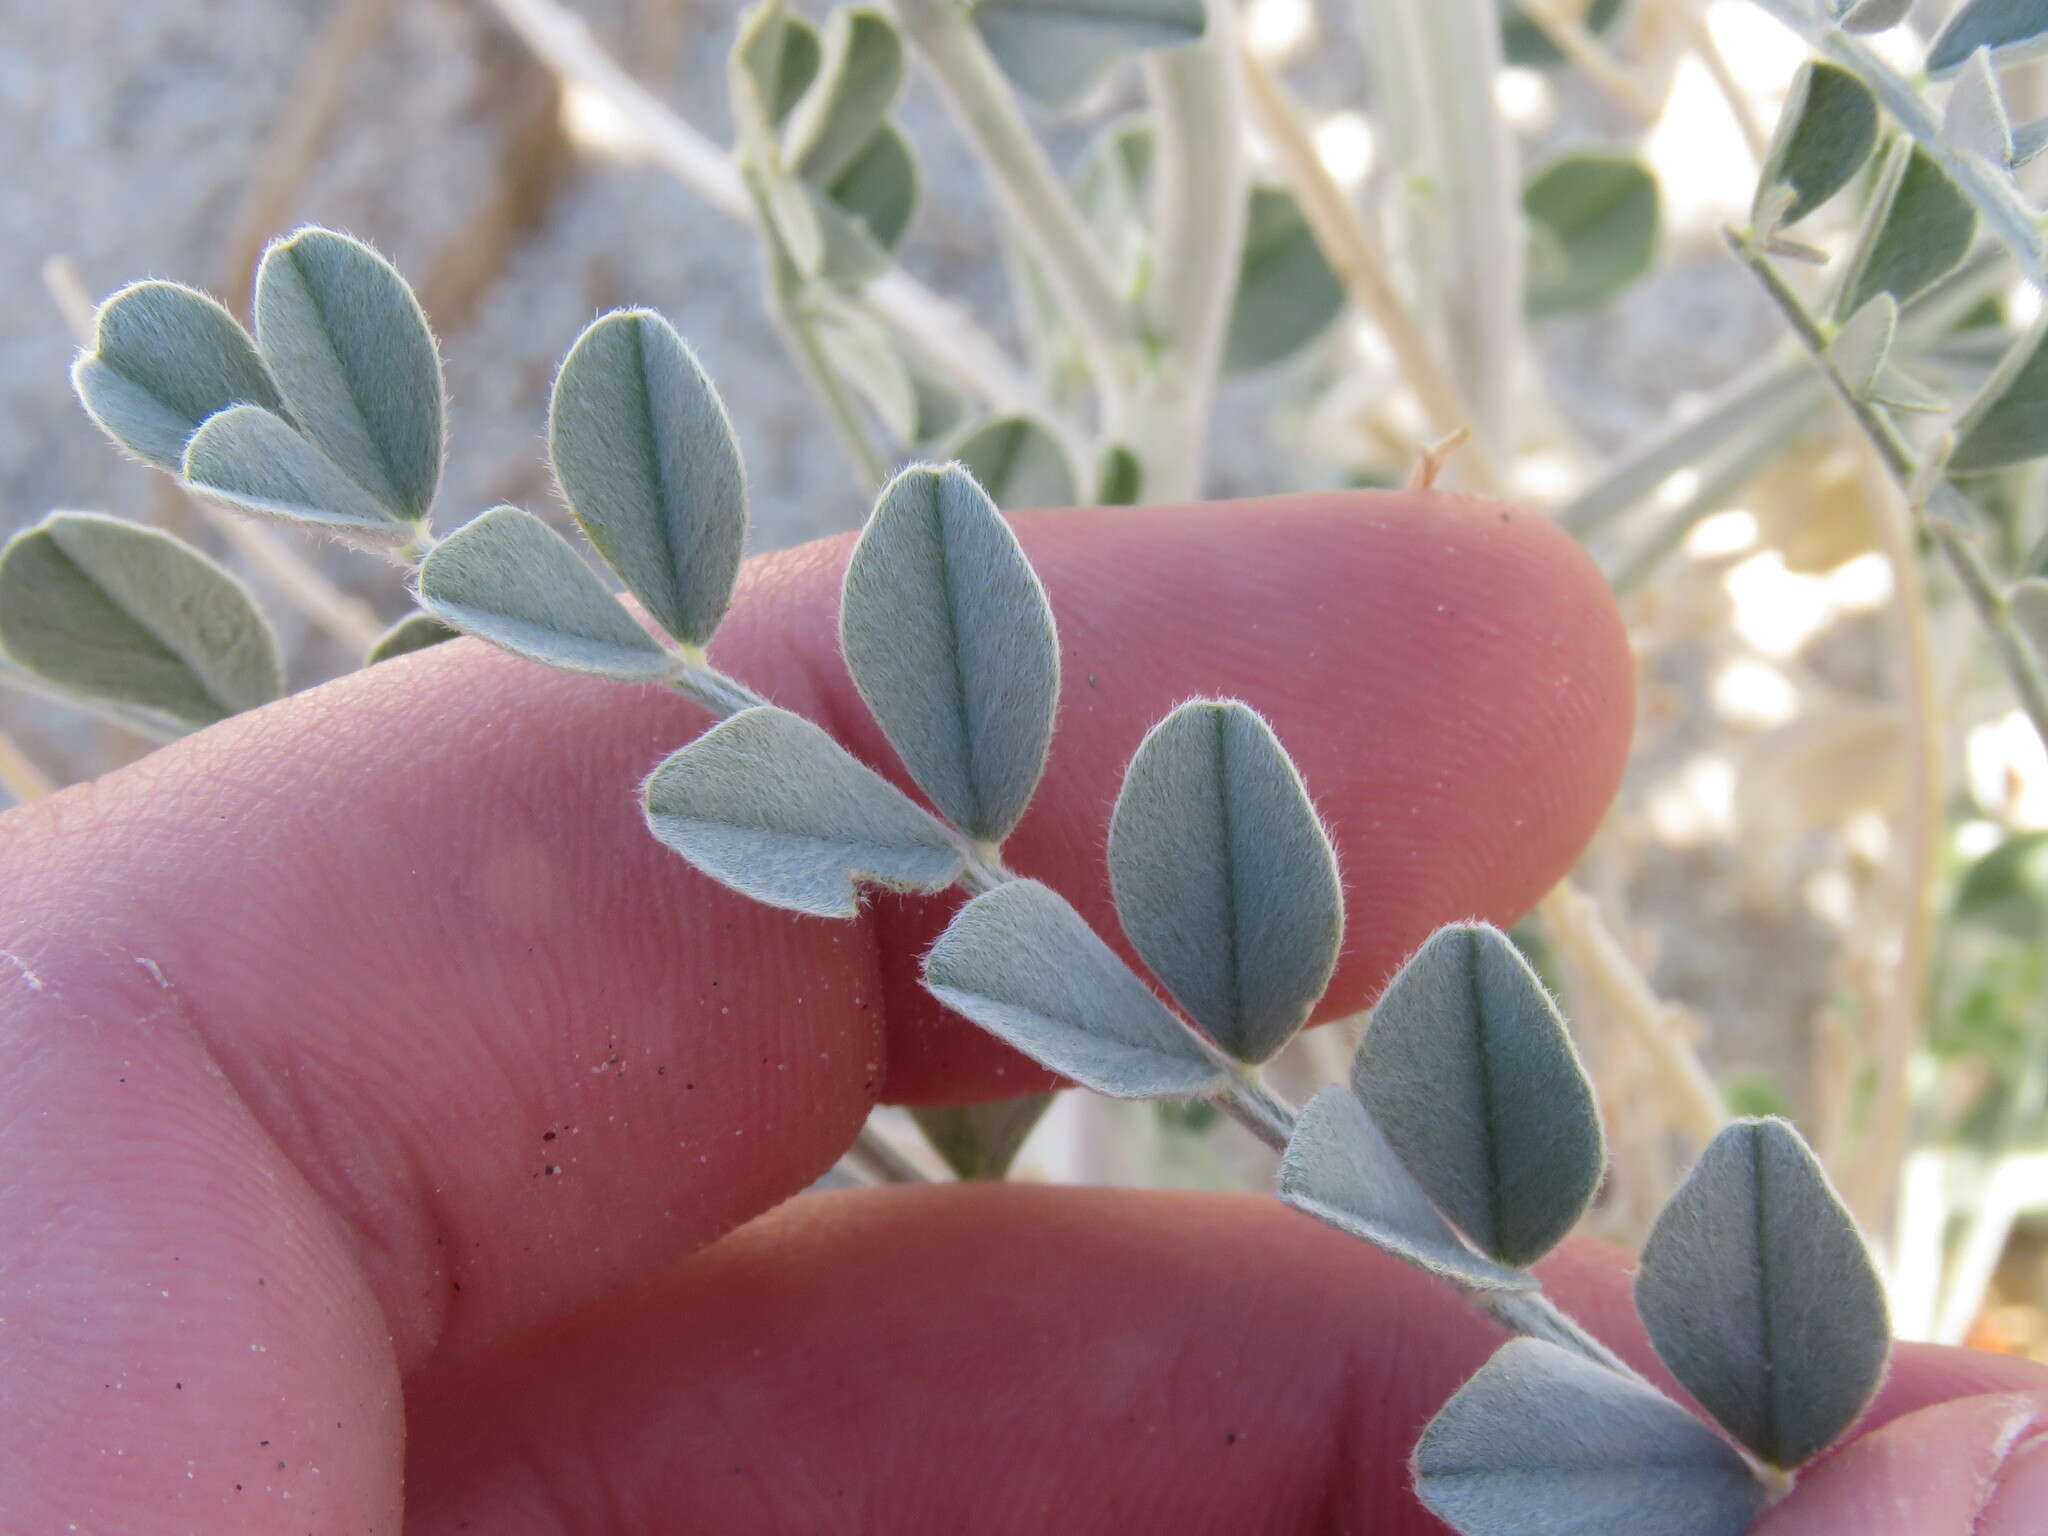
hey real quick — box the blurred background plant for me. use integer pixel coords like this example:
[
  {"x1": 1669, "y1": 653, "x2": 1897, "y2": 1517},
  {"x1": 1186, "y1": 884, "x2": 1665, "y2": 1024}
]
[{"x1": 12, "y1": 0, "x2": 2048, "y2": 1365}]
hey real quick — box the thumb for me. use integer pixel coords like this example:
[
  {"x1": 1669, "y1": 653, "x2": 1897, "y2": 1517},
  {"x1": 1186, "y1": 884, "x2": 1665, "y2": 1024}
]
[{"x1": 1755, "y1": 1392, "x2": 2048, "y2": 1536}]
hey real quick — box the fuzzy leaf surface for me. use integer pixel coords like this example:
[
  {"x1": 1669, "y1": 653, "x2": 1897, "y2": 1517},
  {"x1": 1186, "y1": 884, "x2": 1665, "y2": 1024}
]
[
  {"x1": 643, "y1": 705, "x2": 964, "y2": 918},
  {"x1": 1279, "y1": 1089, "x2": 1534, "y2": 1291},
  {"x1": 253, "y1": 228, "x2": 444, "y2": 521},
  {"x1": 973, "y1": 0, "x2": 1206, "y2": 108},
  {"x1": 923, "y1": 880, "x2": 1229, "y2": 1098},
  {"x1": 181, "y1": 404, "x2": 409, "y2": 535},
  {"x1": 1352, "y1": 924, "x2": 1603, "y2": 1266},
  {"x1": 1840, "y1": 146, "x2": 1976, "y2": 316},
  {"x1": 548, "y1": 310, "x2": 748, "y2": 647},
  {"x1": 417, "y1": 506, "x2": 674, "y2": 680},
  {"x1": 71, "y1": 281, "x2": 283, "y2": 471},
  {"x1": 1929, "y1": 0, "x2": 2048, "y2": 75},
  {"x1": 910, "y1": 1093, "x2": 1055, "y2": 1179},
  {"x1": 1636, "y1": 1117, "x2": 1889, "y2": 1468},
  {"x1": 1225, "y1": 185, "x2": 1346, "y2": 373},
  {"x1": 365, "y1": 612, "x2": 459, "y2": 665},
  {"x1": 1523, "y1": 152, "x2": 1660, "y2": 317},
  {"x1": 840, "y1": 464, "x2": 1058, "y2": 842},
  {"x1": 1414, "y1": 1338, "x2": 1768, "y2": 1536},
  {"x1": 1108, "y1": 700, "x2": 1341, "y2": 1063},
  {"x1": 0, "y1": 512, "x2": 281, "y2": 731},
  {"x1": 947, "y1": 416, "x2": 1077, "y2": 510},
  {"x1": 1754, "y1": 62, "x2": 1878, "y2": 228}
]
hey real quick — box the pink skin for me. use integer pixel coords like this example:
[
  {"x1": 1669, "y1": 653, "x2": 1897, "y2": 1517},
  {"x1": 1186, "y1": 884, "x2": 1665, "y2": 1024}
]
[{"x1": 1, "y1": 490, "x2": 2039, "y2": 1533}]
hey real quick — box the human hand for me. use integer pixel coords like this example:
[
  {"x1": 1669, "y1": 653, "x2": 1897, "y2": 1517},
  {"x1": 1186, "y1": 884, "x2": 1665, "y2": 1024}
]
[{"x1": 3, "y1": 491, "x2": 2041, "y2": 1533}]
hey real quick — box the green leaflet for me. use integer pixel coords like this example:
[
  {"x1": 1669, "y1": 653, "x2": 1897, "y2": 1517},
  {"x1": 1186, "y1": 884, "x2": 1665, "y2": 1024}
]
[
  {"x1": 547, "y1": 309, "x2": 748, "y2": 647},
  {"x1": 840, "y1": 464, "x2": 1059, "y2": 842},
  {"x1": 1523, "y1": 152, "x2": 1660, "y2": 318},
  {"x1": 1635, "y1": 1117, "x2": 1889, "y2": 1469},
  {"x1": 785, "y1": 8, "x2": 905, "y2": 188},
  {"x1": 1224, "y1": 185, "x2": 1346, "y2": 373},
  {"x1": 923, "y1": 879, "x2": 1231, "y2": 1099},
  {"x1": 1499, "y1": 0, "x2": 1625, "y2": 66},
  {"x1": 1278, "y1": 1088, "x2": 1535, "y2": 1291},
  {"x1": 1754, "y1": 62, "x2": 1878, "y2": 229},
  {"x1": 1838, "y1": 144, "x2": 1976, "y2": 319},
  {"x1": 1950, "y1": 313, "x2": 2048, "y2": 472},
  {"x1": 1414, "y1": 1339, "x2": 1768, "y2": 1536},
  {"x1": 1828, "y1": 293, "x2": 1898, "y2": 397},
  {"x1": 1094, "y1": 443, "x2": 1144, "y2": 505},
  {"x1": 0, "y1": 511, "x2": 281, "y2": 732},
  {"x1": 416, "y1": 505, "x2": 676, "y2": 680},
  {"x1": 946, "y1": 415, "x2": 1078, "y2": 510},
  {"x1": 808, "y1": 300, "x2": 920, "y2": 441},
  {"x1": 1943, "y1": 47, "x2": 2014, "y2": 164},
  {"x1": 253, "y1": 227, "x2": 445, "y2": 522},
  {"x1": 1352, "y1": 924, "x2": 1604, "y2": 1267},
  {"x1": 1839, "y1": 0, "x2": 1911, "y2": 31},
  {"x1": 1953, "y1": 824, "x2": 2048, "y2": 939},
  {"x1": 365, "y1": 612, "x2": 459, "y2": 666},
  {"x1": 742, "y1": 6, "x2": 822, "y2": 129},
  {"x1": 1108, "y1": 700, "x2": 1342, "y2": 1064},
  {"x1": 71, "y1": 280, "x2": 284, "y2": 472},
  {"x1": 824, "y1": 123, "x2": 920, "y2": 254},
  {"x1": 181, "y1": 404, "x2": 412, "y2": 537},
  {"x1": 911, "y1": 1092, "x2": 1055, "y2": 1179},
  {"x1": 972, "y1": 0, "x2": 1206, "y2": 109},
  {"x1": 642, "y1": 705, "x2": 964, "y2": 918},
  {"x1": 1929, "y1": 0, "x2": 2048, "y2": 75}
]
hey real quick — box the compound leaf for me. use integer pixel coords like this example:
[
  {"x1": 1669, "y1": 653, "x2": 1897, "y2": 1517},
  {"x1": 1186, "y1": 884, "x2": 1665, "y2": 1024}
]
[
  {"x1": 1636, "y1": 1117, "x2": 1889, "y2": 1468},
  {"x1": 737, "y1": 5, "x2": 822, "y2": 129},
  {"x1": 1352, "y1": 924, "x2": 1604, "y2": 1267},
  {"x1": 1279, "y1": 1088, "x2": 1535, "y2": 1291},
  {"x1": 1754, "y1": 61, "x2": 1878, "y2": 229},
  {"x1": 947, "y1": 415, "x2": 1078, "y2": 510},
  {"x1": 416, "y1": 505, "x2": 675, "y2": 680},
  {"x1": 1929, "y1": 0, "x2": 2048, "y2": 76},
  {"x1": 182, "y1": 404, "x2": 410, "y2": 536},
  {"x1": 253, "y1": 227, "x2": 444, "y2": 522},
  {"x1": 923, "y1": 879, "x2": 1229, "y2": 1098},
  {"x1": 911, "y1": 1092, "x2": 1055, "y2": 1179},
  {"x1": 786, "y1": 7, "x2": 905, "y2": 188},
  {"x1": 1109, "y1": 700, "x2": 1342, "y2": 1063},
  {"x1": 1414, "y1": 1338, "x2": 1768, "y2": 1536},
  {"x1": 0, "y1": 511, "x2": 281, "y2": 731},
  {"x1": 1225, "y1": 185, "x2": 1345, "y2": 373},
  {"x1": 840, "y1": 463, "x2": 1058, "y2": 842},
  {"x1": 548, "y1": 309, "x2": 748, "y2": 648},
  {"x1": 1523, "y1": 152, "x2": 1659, "y2": 318},
  {"x1": 973, "y1": 0, "x2": 1206, "y2": 109},
  {"x1": 365, "y1": 612, "x2": 458, "y2": 665},
  {"x1": 643, "y1": 704, "x2": 963, "y2": 918},
  {"x1": 71, "y1": 281, "x2": 283, "y2": 471}
]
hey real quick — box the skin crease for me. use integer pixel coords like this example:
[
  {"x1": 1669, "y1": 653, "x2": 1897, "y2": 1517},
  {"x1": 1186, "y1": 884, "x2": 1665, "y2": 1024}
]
[{"x1": 0, "y1": 489, "x2": 2038, "y2": 1533}]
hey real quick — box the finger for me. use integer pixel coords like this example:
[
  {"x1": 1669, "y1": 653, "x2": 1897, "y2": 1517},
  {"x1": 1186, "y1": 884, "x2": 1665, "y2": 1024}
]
[
  {"x1": 403, "y1": 1186, "x2": 2048, "y2": 1535},
  {"x1": 0, "y1": 488, "x2": 1628, "y2": 1458}
]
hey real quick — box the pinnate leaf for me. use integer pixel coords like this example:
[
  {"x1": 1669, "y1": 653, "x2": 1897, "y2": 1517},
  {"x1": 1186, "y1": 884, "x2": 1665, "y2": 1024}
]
[
  {"x1": 416, "y1": 505, "x2": 675, "y2": 680},
  {"x1": 1636, "y1": 1117, "x2": 1889, "y2": 1468},
  {"x1": 548, "y1": 309, "x2": 748, "y2": 648},
  {"x1": 643, "y1": 705, "x2": 964, "y2": 918},
  {"x1": 0, "y1": 511, "x2": 281, "y2": 732},
  {"x1": 973, "y1": 0, "x2": 1206, "y2": 109},
  {"x1": 253, "y1": 227, "x2": 444, "y2": 522},
  {"x1": 840, "y1": 463, "x2": 1059, "y2": 842},
  {"x1": 923, "y1": 879, "x2": 1229, "y2": 1098},
  {"x1": 1929, "y1": 0, "x2": 2048, "y2": 76},
  {"x1": 1352, "y1": 924, "x2": 1603, "y2": 1266},
  {"x1": 71, "y1": 281, "x2": 283, "y2": 471},
  {"x1": 1754, "y1": 62, "x2": 1878, "y2": 229},
  {"x1": 1279, "y1": 1088, "x2": 1534, "y2": 1291},
  {"x1": 182, "y1": 404, "x2": 411, "y2": 536},
  {"x1": 1414, "y1": 1339, "x2": 1768, "y2": 1536},
  {"x1": 1109, "y1": 700, "x2": 1341, "y2": 1063}
]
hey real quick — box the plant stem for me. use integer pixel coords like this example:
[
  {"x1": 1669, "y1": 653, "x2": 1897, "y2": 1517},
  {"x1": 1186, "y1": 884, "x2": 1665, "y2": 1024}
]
[
  {"x1": 1748, "y1": 0, "x2": 2047, "y2": 286},
  {"x1": 1133, "y1": 12, "x2": 1250, "y2": 501},
  {"x1": 886, "y1": 0, "x2": 1138, "y2": 399},
  {"x1": 1240, "y1": 47, "x2": 1505, "y2": 494},
  {"x1": 1515, "y1": 0, "x2": 1663, "y2": 124},
  {"x1": 1217, "y1": 1070, "x2": 1295, "y2": 1152},
  {"x1": 480, "y1": 0, "x2": 1041, "y2": 418}
]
